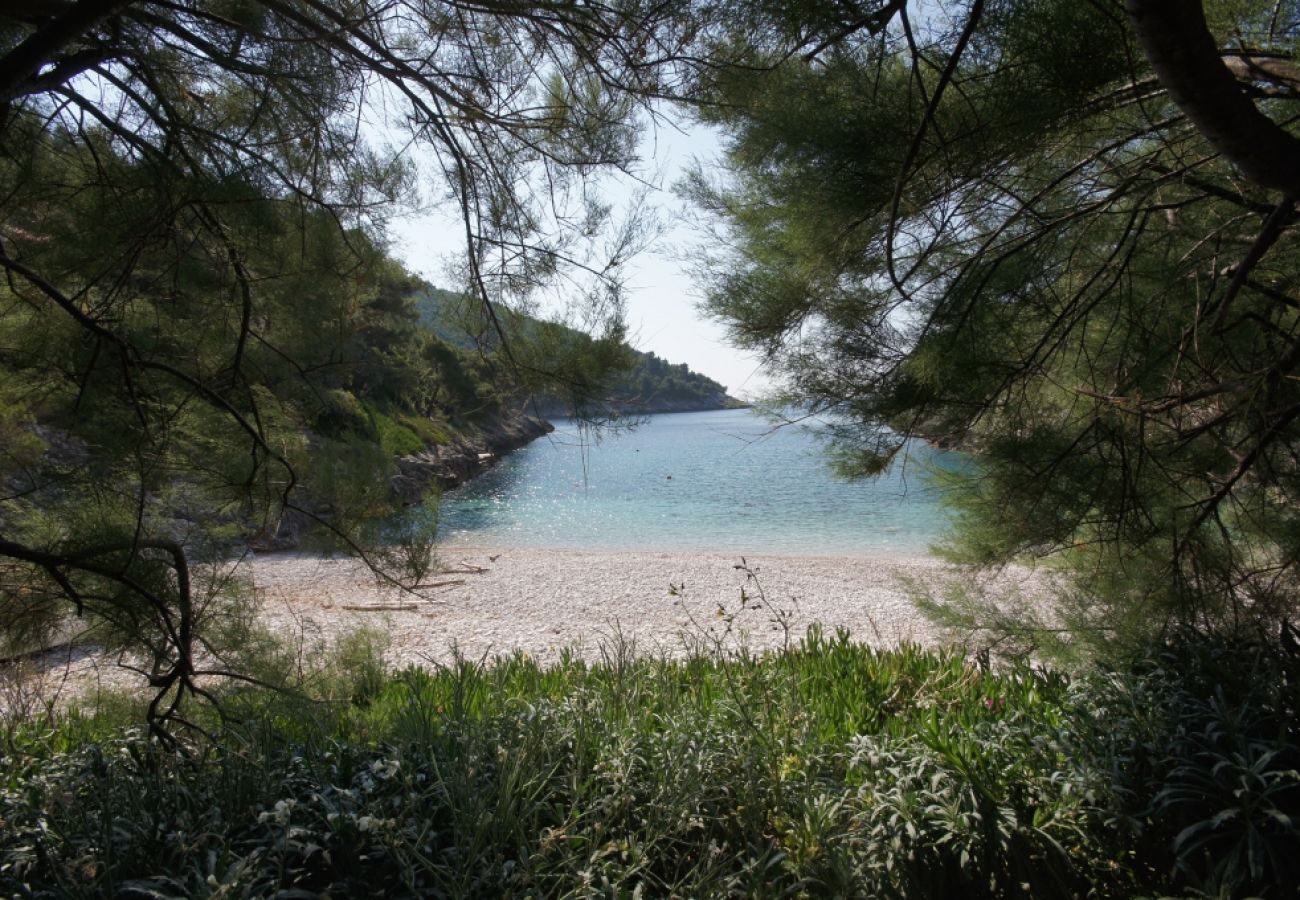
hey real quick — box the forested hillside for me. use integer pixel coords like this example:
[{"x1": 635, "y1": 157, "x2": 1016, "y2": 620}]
[
  {"x1": 0, "y1": 0, "x2": 677, "y2": 727},
  {"x1": 417, "y1": 287, "x2": 742, "y2": 415},
  {"x1": 619, "y1": 351, "x2": 739, "y2": 412}
]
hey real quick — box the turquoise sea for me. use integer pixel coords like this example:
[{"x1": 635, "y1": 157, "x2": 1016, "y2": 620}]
[{"x1": 438, "y1": 408, "x2": 962, "y2": 557}]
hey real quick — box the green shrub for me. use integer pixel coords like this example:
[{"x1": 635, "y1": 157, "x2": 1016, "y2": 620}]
[
  {"x1": 1075, "y1": 630, "x2": 1300, "y2": 897},
  {"x1": 398, "y1": 414, "x2": 451, "y2": 447},
  {"x1": 365, "y1": 405, "x2": 426, "y2": 457},
  {"x1": 3, "y1": 634, "x2": 1296, "y2": 897},
  {"x1": 314, "y1": 388, "x2": 371, "y2": 437}
]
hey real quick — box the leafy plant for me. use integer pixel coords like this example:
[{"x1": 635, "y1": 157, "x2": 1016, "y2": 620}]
[{"x1": 0, "y1": 636, "x2": 1133, "y2": 898}]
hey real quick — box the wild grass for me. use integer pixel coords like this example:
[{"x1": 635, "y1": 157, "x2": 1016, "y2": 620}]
[{"x1": 1, "y1": 628, "x2": 1296, "y2": 898}]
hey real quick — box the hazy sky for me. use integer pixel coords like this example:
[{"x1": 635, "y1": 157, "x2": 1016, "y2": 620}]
[{"x1": 386, "y1": 120, "x2": 773, "y2": 400}]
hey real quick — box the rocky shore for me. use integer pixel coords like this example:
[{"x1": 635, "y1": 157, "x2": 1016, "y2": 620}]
[
  {"x1": 393, "y1": 412, "x2": 553, "y2": 499},
  {"x1": 256, "y1": 412, "x2": 551, "y2": 549}
]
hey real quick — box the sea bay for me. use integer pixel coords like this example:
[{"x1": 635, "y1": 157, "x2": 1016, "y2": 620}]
[{"x1": 438, "y1": 408, "x2": 962, "y2": 557}]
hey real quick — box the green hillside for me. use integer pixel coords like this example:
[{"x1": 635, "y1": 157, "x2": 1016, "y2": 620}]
[
  {"x1": 618, "y1": 350, "x2": 741, "y2": 413},
  {"x1": 414, "y1": 287, "x2": 744, "y2": 415}
]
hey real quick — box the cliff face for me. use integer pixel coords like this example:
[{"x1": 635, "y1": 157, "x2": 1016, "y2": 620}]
[{"x1": 392, "y1": 413, "x2": 553, "y2": 500}]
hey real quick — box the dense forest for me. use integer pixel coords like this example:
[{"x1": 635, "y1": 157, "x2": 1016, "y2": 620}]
[{"x1": 2, "y1": 1, "x2": 1299, "y2": 897}]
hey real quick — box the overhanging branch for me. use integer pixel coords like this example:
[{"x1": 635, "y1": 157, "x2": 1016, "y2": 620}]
[{"x1": 1127, "y1": 0, "x2": 1300, "y2": 195}]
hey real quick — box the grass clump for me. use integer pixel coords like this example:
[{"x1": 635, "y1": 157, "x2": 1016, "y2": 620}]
[{"x1": 1, "y1": 629, "x2": 1296, "y2": 897}]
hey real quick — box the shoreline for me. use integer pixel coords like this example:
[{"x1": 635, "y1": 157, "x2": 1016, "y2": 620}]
[{"x1": 435, "y1": 541, "x2": 940, "y2": 563}]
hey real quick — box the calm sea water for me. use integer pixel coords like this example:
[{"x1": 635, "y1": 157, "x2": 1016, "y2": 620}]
[{"x1": 437, "y1": 408, "x2": 961, "y2": 557}]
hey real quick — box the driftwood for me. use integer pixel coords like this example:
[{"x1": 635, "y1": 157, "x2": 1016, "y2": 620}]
[
  {"x1": 413, "y1": 578, "x2": 465, "y2": 589},
  {"x1": 338, "y1": 603, "x2": 421, "y2": 612}
]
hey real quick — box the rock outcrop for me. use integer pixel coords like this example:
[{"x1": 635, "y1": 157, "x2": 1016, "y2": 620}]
[
  {"x1": 392, "y1": 413, "x2": 554, "y2": 501},
  {"x1": 260, "y1": 413, "x2": 552, "y2": 549}
]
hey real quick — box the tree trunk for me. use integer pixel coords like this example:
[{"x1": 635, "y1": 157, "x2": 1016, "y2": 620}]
[
  {"x1": 1127, "y1": 0, "x2": 1300, "y2": 196},
  {"x1": 0, "y1": 0, "x2": 130, "y2": 104}
]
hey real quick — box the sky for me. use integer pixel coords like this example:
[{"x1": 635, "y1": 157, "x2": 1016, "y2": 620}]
[{"x1": 385, "y1": 120, "x2": 773, "y2": 400}]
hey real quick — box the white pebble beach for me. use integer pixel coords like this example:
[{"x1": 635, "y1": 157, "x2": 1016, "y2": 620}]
[
  {"x1": 9, "y1": 547, "x2": 1044, "y2": 707},
  {"x1": 249, "y1": 547, "x2": 963, "y2": 667}
]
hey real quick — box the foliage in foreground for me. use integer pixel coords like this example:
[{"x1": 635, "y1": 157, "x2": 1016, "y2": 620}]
[
  {"x1": 690, "y1": 0, "x2": 1300, "y2": 650},
  {"x1": 1, "y1": 631, "x2": 1297, "y2": 898}
]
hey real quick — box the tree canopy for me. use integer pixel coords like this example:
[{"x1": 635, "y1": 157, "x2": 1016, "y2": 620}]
[{"x1": 688, "y1": 0, "x2": 1300, "y2": 655}]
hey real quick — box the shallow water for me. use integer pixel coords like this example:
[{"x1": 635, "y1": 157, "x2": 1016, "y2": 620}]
[{"x1": 438, "y1": 408, "x2": 962, "y2": 557}]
